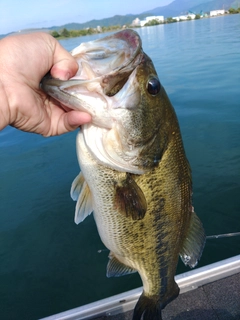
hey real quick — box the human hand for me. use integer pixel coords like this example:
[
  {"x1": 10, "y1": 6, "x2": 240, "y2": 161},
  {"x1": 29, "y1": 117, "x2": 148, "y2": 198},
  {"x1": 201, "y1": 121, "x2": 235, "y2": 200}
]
[{"x1": 0, "y1": 32, "x2": 91, "y2": 136}]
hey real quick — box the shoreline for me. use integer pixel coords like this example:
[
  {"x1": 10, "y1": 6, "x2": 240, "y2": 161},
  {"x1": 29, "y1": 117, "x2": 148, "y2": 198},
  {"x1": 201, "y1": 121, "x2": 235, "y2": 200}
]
[
  {"x1": 50, "y1": 12, "x2": 239, "y2": 40},
  {"x1": 2, "y1": 10, "x2": 239, "y2": 40}
]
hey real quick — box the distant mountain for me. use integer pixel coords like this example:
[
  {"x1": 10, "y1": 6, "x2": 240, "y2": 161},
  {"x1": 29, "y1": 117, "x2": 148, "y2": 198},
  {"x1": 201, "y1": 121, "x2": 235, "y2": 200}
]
[
  {"x1": 142, "y1": 0, "x2": 210, "y2": 16},
  {"x1": 1, "y1": 0, "x2": 238, "y2": 37},
  {"x1": 49, "y1": 0, "x2": 237, "y2": 31},
  {"x1": 143, "y1": 0, "x2": 235, "y2": 17},
  {"x1": 47, "y1": 14, "x2": 149, "y2": 32},
  {"x1": 190, "y1": 0, "x2": 237, "y2": 12}
]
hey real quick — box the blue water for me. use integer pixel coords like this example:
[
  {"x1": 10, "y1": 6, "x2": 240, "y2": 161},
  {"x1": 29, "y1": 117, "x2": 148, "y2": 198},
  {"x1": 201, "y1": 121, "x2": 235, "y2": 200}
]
[{"x1": 0, "y1": 15, "x2": 240, "y2": 319}]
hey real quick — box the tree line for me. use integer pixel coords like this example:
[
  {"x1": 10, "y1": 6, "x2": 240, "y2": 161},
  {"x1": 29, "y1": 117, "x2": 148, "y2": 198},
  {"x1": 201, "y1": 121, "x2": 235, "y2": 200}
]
[
  {"x1": 51, "y1": 8, "x2": 240, "y2": 39},
  {"x1": 51, "y1": 25, "x2": 122, "y2": 39},
  {"x1": 228, "y1": 7, "x2": 240, "y2": 14}
]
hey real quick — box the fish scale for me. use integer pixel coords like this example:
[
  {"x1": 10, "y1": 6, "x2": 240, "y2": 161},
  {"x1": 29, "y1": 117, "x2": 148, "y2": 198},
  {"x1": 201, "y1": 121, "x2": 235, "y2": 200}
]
[
  {"x1": 76, "y1": 123, "x2": 191, "y2": 309},
  {"x1": 41, "y1": 29, "x2": 205, "y2": 320}
]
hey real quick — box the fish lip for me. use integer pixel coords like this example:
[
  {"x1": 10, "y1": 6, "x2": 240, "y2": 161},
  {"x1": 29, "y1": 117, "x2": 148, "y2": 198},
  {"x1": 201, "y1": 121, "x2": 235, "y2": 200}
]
[
  {"x1": 41, "y1": 29, "x2": 143, "y2": 104},
  {"x1": 40, "y1": 50, "x2": 144, "y2": 111},
  {"x1": 111, "y1": 29, "x2": 142, "y2": 53}
]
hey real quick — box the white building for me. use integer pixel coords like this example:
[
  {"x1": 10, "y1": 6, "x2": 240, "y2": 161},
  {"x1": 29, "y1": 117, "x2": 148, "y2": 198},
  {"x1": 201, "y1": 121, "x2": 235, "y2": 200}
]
[
  {"x1": 131, "y1": 18, "x2": 141, "y2": 27},
  {"x1": 133, "y1": 16, "x2": 164, "y2": 27},
  {"x1": 146, "y1": 16, "x2": 164, "y2": 23},
  {"x1": 180, "y1": 14, "x2": 196, "y2": 20},
  {"x1": 210, "y1": 10, "x2": 225, "y2": 16},
  {"x1": 172, "y1": 13, "x2": 196, "y2": 21}
]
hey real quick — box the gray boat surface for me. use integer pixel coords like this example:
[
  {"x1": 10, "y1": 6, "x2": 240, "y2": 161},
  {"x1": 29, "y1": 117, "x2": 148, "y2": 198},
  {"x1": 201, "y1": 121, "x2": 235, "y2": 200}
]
[{"x1": 41, "y1": 254, "x2": 240, "y2": 320}]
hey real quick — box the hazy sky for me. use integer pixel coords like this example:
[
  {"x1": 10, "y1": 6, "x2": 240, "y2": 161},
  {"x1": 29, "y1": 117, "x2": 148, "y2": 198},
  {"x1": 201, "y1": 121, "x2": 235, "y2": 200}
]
[{"x1": 0, "y1": 0, "x2": 173, "y2": 35}]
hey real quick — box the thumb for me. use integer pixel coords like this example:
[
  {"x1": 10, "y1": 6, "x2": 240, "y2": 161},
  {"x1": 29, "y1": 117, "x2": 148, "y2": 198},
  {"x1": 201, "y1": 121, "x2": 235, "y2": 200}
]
[{"x1": 50, "y1": 40, "x2": 78, "y2": 80}]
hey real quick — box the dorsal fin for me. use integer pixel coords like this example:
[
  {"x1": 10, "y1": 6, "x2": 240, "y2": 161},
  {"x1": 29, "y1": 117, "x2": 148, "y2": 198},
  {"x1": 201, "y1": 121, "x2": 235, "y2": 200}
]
[
  {"x1": 114, "y1": 173, "x2": 147, "y2": 220},
  {"x1": 179, "y1": 211, "x2": 206, "y2": 268},
  {"x1": 107, "y1": 252, "x2": 137, "y2": 278},
  {"x1": 70, "y1": 172, "x2": 93, "y2": 224}
]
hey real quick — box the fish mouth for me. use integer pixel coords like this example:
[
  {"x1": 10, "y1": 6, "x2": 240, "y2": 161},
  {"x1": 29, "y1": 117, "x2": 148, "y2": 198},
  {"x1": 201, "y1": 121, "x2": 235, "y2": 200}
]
[{"x1": 41, "y1": 29, "x2": 143, "y2": 120}]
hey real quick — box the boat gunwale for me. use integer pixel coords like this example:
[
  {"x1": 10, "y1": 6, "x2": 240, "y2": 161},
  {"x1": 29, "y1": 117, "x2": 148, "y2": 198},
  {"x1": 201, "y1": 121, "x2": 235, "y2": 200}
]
[{"x1": 41, "y1": 254, "x2": 240, "y2": 320}]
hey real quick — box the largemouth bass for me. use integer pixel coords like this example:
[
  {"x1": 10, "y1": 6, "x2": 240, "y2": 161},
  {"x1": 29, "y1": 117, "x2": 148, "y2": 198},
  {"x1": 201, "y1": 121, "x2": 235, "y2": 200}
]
[{"x1": 41, "y1": 29, "x2": 205, "y2": 320}]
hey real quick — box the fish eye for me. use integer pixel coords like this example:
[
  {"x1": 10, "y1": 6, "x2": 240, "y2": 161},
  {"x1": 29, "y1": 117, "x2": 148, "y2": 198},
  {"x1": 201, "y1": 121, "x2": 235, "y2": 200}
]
[{"x1": 147, "y1": 77, "x2": 161, "y2": 96}]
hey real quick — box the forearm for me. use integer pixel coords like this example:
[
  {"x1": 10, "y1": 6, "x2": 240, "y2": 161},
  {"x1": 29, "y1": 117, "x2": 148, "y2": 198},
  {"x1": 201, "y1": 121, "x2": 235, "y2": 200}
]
[
  {"x1": 0, "y1": 80, "x2": 11, "y2": 130},
  {"x1": 0, "y1": 36, "x2": 16, "y2": 131}
]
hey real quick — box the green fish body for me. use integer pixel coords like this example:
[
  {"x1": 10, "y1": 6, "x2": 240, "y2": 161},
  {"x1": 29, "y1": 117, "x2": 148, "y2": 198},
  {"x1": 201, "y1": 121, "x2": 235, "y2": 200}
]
[{"x1": 42, "y1": 29, "x2": 205, "y2": 320}]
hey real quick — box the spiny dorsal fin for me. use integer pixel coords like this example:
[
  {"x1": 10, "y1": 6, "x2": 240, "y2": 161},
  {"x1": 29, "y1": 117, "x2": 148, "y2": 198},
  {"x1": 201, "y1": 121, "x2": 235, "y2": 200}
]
[
  {"x1": 107, "y1": 252, "x2": 137, "y2": 278},
  {"x1": 70, "y1": 172, "x2": 93, "y2": 224},
  {"x1": 114, "y1": 173, "x2": 147, "y2": 220},
  {"x1": 179, "y1": 211, "x2": 206, "y2": 268}
]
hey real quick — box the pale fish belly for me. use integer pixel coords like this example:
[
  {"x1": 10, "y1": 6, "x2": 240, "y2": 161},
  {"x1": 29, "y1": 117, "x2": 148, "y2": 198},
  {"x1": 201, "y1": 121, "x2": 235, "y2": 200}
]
[
  {"x1": 76, "y1": 130, "x2": 147, "y2": 257},
  {"x1": 76, "y1": 130, "x2": 136, "y2": 257}
]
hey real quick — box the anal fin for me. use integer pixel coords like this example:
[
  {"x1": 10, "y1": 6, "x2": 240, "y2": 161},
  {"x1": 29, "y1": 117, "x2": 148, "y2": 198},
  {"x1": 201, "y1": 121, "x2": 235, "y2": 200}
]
[
  {"x1": 107, "y1": 252, "x2": 137, "y2": 278},
  {"x1": 180, "y1": 211, "x2": 206, "y2": 268}
]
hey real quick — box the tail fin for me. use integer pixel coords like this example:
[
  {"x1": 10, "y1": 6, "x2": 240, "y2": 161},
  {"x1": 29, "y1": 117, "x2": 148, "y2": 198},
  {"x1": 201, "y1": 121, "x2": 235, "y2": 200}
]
[
  {"x1": 132, "y1": 284, "x2": 179, "y2": 320},
  {"x1": 132, "y1": 294, "x2": 162, "y2": 320}
]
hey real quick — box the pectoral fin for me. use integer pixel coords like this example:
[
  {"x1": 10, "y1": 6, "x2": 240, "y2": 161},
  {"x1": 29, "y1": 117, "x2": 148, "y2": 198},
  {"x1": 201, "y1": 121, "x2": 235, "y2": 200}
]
[
  {"x1": 71, "y1": 172, "x2": 85, "y2": 201},
  {"x1": 114, "y1": 173, "x2": 147, "y2": 220},
  {"x1": 107, "y1": 252, "x2": 137, "y2": 277},
  {"x1": 180, "y1": 211, "x2": 206, "y2": 268},
  {"x1": 71, "y1": 172, "x2": 93, "y2": 224}
]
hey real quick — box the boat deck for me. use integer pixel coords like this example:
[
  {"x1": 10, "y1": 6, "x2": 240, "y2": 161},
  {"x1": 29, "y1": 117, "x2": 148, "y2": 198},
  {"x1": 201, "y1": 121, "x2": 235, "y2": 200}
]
[
  {"x1": 42, "y1": 255, "x2": 240, "y2": 320},
  {"x1": 94, "y1": 272, "x2": 240, "y2": 320}
]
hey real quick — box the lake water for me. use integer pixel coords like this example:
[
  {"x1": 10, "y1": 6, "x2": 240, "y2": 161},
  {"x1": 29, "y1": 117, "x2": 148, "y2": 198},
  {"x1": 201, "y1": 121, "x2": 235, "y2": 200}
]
[{"x1": 0, "y1": 15, "x2": 240, "y2": 319}]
